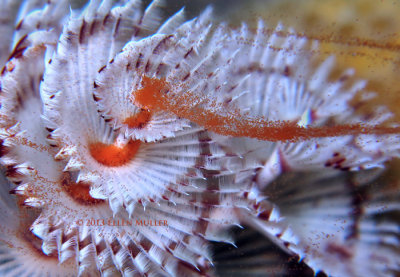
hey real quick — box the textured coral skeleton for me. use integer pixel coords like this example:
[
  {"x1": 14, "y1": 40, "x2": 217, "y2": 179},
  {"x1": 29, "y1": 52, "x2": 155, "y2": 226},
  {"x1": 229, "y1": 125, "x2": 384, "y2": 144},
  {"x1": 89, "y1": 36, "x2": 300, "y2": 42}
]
[{"x1": 0, "y1": 0, "x2": 399, "y2": 276}]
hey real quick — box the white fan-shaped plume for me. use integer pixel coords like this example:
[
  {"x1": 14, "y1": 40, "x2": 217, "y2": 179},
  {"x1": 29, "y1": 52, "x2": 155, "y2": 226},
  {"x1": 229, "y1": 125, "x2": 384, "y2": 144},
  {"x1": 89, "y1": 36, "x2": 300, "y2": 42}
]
[
  {"x1": 205, "y1": 21, "x2": 400, "y2": 189},
  {"x1": 0, "y1": 0, "x2": 72, "y2": 67},
  {"x1": 261, "y1": 170, "x2": 400, "y2": 277},
  {"x1": 94, "y1": 12, "x2": 278, "y2": 184},
  {"x1": 0, "y1": 171, "x2": 80, "y2": 277},
  {"x1": 271, "y1": 75, "x2": 399, "y2": 174},
  {"x1": 41, "y1": 1, "x2": 250, "y2": 212},
  {"x1": 0, "y1": 28, "x2": 60, "y2": 179},
  {"x1": 12, "y1": 0, "x2": 71, "y2": 50},
  {"x1": 237, "y1": 194, "x2": 301, "y2": 261},
  {"x1": 0, "y1": 0, "x2": 22, "y2": 66},
  {"x1": 28, "y1": 172, "x2": 243, "y2": 276},
  {"x1": 94, "y1": 35, "x2": 192, "y2": 142},
  {"x1": 0, "y1": 20, "x2": 99, "y2": 276},
  {"x1": 19, "y1": 129, "x2": 248, "y2": 276},
  {"x1": 93, "y1": 7, "x2": 214, "y2": 142}
]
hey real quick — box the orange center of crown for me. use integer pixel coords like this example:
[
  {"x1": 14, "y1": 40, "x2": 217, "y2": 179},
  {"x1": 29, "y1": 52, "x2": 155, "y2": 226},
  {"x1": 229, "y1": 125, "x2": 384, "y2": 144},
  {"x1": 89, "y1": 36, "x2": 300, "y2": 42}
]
[{"x1": 89, "y1": 140, "x2": 141, "y2": 167}]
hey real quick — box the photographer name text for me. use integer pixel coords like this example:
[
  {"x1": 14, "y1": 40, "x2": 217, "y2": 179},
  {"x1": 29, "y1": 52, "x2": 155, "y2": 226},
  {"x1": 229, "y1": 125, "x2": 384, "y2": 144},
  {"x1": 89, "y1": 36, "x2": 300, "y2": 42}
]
[{"x1": 76, "y1": 218, "x2": 168, "y2": 227}]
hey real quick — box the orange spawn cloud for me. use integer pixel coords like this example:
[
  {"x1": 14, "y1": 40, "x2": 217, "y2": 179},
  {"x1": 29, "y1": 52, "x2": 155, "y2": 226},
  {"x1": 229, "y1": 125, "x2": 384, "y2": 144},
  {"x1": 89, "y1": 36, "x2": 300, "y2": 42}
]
[
  {"x1": 132, "y1": 75, "x2": 400, "y2": 142},
  {"x1": 123, "y1": 109, "x2": 152, "y2": 129},
  {"x1": 61, "y1": 174, "x2": 105, "y2": 205},
  {"x1": 89, "y1": 140, "x2": 141, "y2": 167}
]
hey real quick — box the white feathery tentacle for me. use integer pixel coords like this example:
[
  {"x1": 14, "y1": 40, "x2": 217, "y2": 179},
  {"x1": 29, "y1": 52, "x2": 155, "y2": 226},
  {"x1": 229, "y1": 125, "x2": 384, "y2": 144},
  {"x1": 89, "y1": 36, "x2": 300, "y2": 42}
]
[
  {"x1": 0, "y1": 0, "x2": 22, "y2": 66},
  {"x1": 94, "y1": 7, "x2": 216, "y2": 142},
  {"x1": 260, "y1": 169, "x2": 400, "y2": 277},
  {"x1": 12, "y1": 0, "x2": 71, "y2": 50},
  {"x1": 213, "y1": 22, "x2": 400, "y2": 189},
  {"x1": 0, "y1": 170, "x2": 81, "y2": 276}
]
